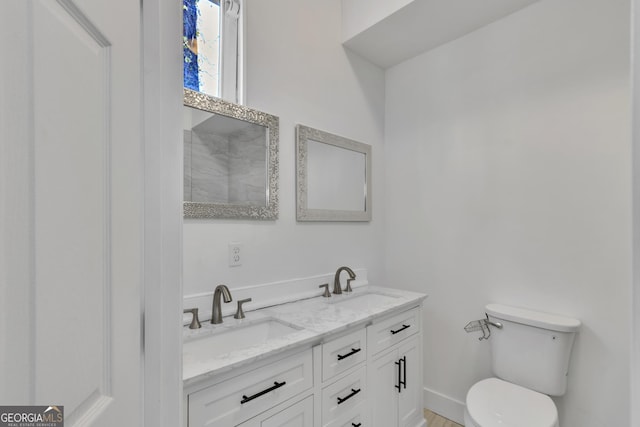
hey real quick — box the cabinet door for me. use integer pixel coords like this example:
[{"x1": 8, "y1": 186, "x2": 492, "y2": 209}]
[
  {"x1": 369, "y1": 349, "x2": 400, "y2": 427},
  {"x1": 238, "y1": 395, "x2": 314, "y2": 427},
  {"x1": 397, "y1": 337, "x2": 422, "y2": 427}
]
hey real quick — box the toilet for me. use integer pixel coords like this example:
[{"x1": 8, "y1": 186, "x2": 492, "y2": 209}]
[{"x1": 464, "y1": 304, "x2": 581, "y2": 427}]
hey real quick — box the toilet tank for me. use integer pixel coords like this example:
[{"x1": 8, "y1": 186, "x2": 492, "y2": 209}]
[{"x1": 486, "y1": 304, "x2": 581, "y2": 396}]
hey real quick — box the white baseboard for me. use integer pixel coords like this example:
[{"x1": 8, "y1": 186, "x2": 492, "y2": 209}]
[{"x1": 424, "y1": 386, "x2": 466, "y2": 425}]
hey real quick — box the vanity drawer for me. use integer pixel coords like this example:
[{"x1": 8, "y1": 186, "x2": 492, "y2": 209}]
[
  {"x1": 367, "y1": 307, "x2": 419, "y2": 355},
  {"x1": 321, "y1": 366, "x2": 367, "y2": 426},
  {"x1": 188, "y1": 349, "x2": 313, "y2": 427},
  {"x1": 327, "y1": 406, "x2": 368, "y2": 427},
  {"x1": 237, "y1": 395, "x2": 314, "y2": 427},
  {"x1": 322, "y1": 328, "x2": 367, "y2": 382}
]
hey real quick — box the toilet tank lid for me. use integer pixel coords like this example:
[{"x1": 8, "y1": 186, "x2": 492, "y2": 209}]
[{"x1": 485, "y1": 304, "x2": 581, "y2": 332}]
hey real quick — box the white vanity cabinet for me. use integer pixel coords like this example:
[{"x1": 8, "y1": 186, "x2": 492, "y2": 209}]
[
  {"x1": 368, "y1": 307, "x2": 424, "y2": 427},
  {"x1": 184, "y1": 290, "x2": 425, "y2": 427}
]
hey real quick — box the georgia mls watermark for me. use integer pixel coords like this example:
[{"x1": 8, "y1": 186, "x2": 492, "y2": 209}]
[{"x1": 0, "y1": 406, "x2": 63, "y2": 427}]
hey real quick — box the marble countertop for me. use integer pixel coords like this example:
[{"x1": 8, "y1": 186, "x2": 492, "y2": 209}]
[{"x1": 183, "y1": 285, "x2": 427, "y2": 388}]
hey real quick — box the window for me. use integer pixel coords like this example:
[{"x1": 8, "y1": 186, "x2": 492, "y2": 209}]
[{"x1": 183, "y1": 0, "x2": 241, "y2": 102}]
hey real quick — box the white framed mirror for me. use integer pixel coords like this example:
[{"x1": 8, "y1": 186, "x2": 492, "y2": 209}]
[
  {"x1": 296, "y1": 125, "x2": 372, "y2": 221},
  {"x1": 183, "y1": 88, "x2": 279, "y2": 219}
]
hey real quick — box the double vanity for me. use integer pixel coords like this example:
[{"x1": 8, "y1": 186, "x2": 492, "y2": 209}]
[{"x1": 183, "y1": 285, "x2": 427, "y2": 427}]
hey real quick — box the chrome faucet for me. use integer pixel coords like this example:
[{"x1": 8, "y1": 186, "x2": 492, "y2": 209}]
[
  {"x1": 333, "y1": 266, "x2": 356, "y2": 294},
  {"x1": 211, "y1": 284, "x2": 233, "y2": 324}
]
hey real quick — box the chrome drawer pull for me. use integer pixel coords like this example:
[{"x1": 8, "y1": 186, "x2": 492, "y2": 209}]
[
  {"x1": 337, "y1": 347, "x2": 361, "y2": 361},
  {"x1": 337, "y1": 388, "x2": 361, "y2": 405},
  {"x1": 390, "y1": 324, "x2": 410, "y2": 335},
  {"x1": 240, "y1": 381, "x2": 286, "y2": 404}
]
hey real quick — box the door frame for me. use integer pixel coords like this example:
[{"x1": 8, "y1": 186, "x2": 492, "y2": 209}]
[
  {"x1": 632, "y1": 1, "x2": 640, "y2": 426},
  {"x1": 142, "y1": 0, "x2": 184, "y2": 425}
]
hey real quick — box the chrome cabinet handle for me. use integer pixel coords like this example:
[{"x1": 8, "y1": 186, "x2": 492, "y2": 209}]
[
  {"x1": 390, "y1": 324, "x2": 410, "y2": 335},
  {"x1": 337, "y1": 348, "x2": 361, "y2": 361},
  {"x1": 337, "y1": 388, "x2": 361, "y2": 405},
  {"x1": 240, "y1": 381, "x2": 286, "y2": 404}
]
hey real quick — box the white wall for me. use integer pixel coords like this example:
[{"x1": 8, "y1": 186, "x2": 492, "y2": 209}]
[
  {"x1": 183, "y1": 0, "x2": 385, "y2": 300},
  {"x1": 341, "y1": 0, "x2": 413, "y2": 41},
  {"x1": 384, "y1": 0, "x2": 631, "y2": 425}
]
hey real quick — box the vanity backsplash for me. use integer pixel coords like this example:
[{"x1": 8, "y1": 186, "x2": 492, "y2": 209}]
[{"x1": 182, "y1": 268, "x2": 369, "y2": 325}]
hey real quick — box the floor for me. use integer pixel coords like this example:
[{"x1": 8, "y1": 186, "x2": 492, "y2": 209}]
[{"x1": 424, "y1": 409, "x2": 464, "y2": 427}]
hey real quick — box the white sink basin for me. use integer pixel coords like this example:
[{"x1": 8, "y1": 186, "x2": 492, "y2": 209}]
[
  {"x1": 184, "y1": 318, "x2": 302, "y2": 359},
  {"x1": 329, "y1": 292, "x2": 399, "y2": 310}
]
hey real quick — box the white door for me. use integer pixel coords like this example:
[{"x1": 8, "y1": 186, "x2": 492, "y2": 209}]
[{"x1": 1, "y1": 0, "x2": 144, "y2": 425}]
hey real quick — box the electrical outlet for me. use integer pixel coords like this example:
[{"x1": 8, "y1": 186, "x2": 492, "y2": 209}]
[{"x1": 229, "y1": 243, "x2": 242, "y2": 267}]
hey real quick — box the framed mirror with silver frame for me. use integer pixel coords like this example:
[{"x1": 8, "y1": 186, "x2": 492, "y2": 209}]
[
  {"x1": 183, "y1": 88, "x2": 279, "y2": 219},
  {"x1": 296, "y1": 125, "x2": 371, "y2": 221}
]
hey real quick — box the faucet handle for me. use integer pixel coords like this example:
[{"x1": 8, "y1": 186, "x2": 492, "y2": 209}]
[
  {"x1": 345, "y1": 278, "x2": 355, "y2": 293},
  {"x1": 234, "y1": 298, "x2": 252, "y2": 319},
  {"x1": 183, "y1": 308, "x2": 201, "y2": 329},
  {"x1": 319, "y1": 283, "x2": 331, "y2": 298}
]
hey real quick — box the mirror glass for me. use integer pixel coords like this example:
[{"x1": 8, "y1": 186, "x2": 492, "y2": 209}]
[
  {"x1": 306, "y1": 140, "x2": 366, "y2": 211},
  {"x1": 296, "y1": 125, "x2": 371, "y2": 221},
  {"x1": 183, "y1": 89, "x2": 279, "y2": 219},
  {"x1": 184, "y1": 107, "x2": 267, "y2": 205}
]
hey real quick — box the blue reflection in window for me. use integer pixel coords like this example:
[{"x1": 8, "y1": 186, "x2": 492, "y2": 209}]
[{"x1": 183, "y1": 0, "x2": 199, "y2": 91}]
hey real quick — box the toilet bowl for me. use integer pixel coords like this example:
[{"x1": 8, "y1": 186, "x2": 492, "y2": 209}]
[{"x1": 464, "y1": 378, "x2": 558, "y2": 427}]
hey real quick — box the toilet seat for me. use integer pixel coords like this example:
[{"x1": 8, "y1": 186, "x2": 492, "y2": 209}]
[{"x1": 466, "y1": 378, "x2": 559, "y2": 427}]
